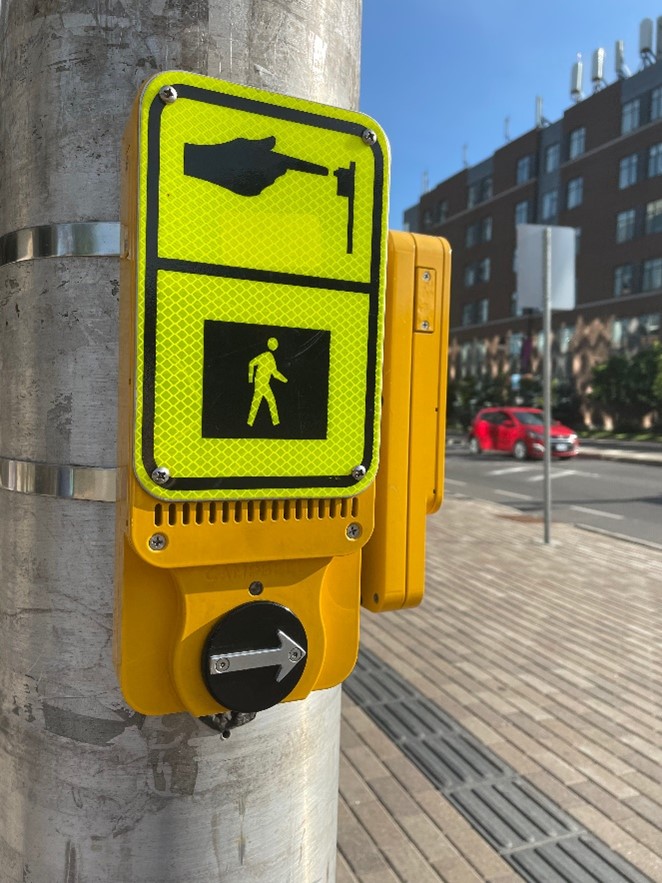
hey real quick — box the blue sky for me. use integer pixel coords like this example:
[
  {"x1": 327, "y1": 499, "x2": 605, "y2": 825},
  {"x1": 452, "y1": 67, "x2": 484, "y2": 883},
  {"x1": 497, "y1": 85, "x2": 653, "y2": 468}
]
[{"x1": 360, "y1": 1, "x2": 659, "y2": 229}]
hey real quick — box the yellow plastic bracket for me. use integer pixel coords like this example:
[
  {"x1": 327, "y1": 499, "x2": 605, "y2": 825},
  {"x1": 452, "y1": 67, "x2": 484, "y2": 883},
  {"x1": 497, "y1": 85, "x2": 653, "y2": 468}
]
[{"x1": 361, "y1": 231, "x2": 451, "y2": 612}]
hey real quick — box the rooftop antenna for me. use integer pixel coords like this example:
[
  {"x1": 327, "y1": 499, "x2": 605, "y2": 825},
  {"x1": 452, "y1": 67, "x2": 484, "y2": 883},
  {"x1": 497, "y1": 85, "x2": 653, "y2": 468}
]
[
  {"x1": 535, "y1": 96, "x2": 550, "y2": 128},
  {"x1": 570, "y1": 53, "x2": 584, "y2": 102},
  {"x1": 504, "y1": 116, "x2": 511, "y2": 142},
  {"x1": 640, "y1": 18, "x2": 655, "y2": 66},
  {"x1": 421, "y1": 170, "x2": 429, "y2": 194},
  {"x1": 615, "y1": 40, "x2": 631, "y2": 79},
  {"x1": 591, "y1": 48, "x2": 607, "y2": 92},
  {"x1": 462, "y1": 144, "x2": 469, "y2": 168}
]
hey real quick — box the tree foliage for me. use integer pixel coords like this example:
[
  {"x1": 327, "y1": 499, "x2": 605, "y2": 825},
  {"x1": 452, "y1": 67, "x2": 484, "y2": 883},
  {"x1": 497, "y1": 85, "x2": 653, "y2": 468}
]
[{"x1": 589, "y1": 344, "x2": 662, "y2": 430}]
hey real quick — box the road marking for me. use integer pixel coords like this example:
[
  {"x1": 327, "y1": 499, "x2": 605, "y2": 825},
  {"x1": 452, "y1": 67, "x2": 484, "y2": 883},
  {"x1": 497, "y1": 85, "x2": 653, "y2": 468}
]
[
  {"x1": 445, "y1": 478, "x2": 466, "y2": 486},
  {"x1": 570, "y1": 505, "x2": 624, "y2": 521},
  {"x1": 488, "y1": 465, "x2": 534, "y2": 476},
  {"x1": 528, "y1": 470, "x2": 576, "y2": 482},
  {"x1": 495, "y1": 489, "x2": 534, "y2": 500}
]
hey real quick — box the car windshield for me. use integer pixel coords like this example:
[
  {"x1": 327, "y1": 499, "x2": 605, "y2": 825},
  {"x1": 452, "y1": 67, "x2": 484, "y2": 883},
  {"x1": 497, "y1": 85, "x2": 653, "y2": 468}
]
[{"x1": 513, "y1": 411, "x2": 544, "y2": 426}]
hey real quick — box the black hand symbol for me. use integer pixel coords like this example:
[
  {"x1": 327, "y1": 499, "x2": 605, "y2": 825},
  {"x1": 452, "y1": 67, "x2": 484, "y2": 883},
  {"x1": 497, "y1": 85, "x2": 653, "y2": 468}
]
[{"x1": 184, "y1": 136, "x2": 329, "y2": 196}]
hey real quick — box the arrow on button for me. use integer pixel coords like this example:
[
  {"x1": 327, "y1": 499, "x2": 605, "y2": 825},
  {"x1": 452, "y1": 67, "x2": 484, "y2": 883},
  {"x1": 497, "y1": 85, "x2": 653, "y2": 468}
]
[{"x1": 208, "y1": 630, "x2": 307, "y2": 683}]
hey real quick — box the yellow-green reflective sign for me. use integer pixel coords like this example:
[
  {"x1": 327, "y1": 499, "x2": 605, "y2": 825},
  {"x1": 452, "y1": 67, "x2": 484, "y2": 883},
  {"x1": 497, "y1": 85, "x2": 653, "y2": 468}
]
[{"x1": 132, "y1": 71, "x2": 389, "y2": 500}]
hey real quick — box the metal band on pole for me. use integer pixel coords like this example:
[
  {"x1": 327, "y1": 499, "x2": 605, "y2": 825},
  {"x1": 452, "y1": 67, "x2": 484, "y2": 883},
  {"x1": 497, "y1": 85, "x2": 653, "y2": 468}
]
[
  {"x1": 0, "y1": 222, "x2": 120, "y2": 266},
  {"x1": 0, "y1": 457, "x2": 117, "y2": 501}
]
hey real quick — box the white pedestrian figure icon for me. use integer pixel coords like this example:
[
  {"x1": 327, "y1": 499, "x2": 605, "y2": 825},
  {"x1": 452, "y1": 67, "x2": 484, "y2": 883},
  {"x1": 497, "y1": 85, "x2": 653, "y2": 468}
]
[{"x1": 247, "y1": 337, "x2": 288, "y2": 427}]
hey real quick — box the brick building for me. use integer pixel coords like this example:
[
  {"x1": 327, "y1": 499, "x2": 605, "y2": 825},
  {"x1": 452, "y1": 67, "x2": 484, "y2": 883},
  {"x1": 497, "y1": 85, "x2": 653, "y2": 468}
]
[{"x1": 404, "y1": 50, "x2": 662, "y2": 409}]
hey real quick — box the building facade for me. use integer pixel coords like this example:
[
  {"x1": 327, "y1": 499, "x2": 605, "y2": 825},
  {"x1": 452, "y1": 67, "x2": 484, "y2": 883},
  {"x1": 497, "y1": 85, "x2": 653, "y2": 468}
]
[{"x1": 404, "y1": 55, "x2": 662, "y2": 414}]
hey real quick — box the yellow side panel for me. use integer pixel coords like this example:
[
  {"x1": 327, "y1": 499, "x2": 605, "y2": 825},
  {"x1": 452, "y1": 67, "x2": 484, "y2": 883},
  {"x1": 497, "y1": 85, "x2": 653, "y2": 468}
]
[{"x1": 361, "y1": 231, "x2": 451, "y2": 612}]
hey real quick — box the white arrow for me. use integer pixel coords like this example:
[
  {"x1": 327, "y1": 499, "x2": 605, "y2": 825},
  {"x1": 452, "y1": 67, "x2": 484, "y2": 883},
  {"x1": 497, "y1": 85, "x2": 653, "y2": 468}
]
[{"x1": 208, "y1": 630, "x2": 307, "y2": 683}]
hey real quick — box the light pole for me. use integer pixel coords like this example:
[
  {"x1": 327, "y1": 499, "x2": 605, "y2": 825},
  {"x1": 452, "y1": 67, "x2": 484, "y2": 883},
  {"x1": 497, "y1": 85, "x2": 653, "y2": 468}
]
[{"x1": 0, "y1": 1, "x2": 361, "y2": 879}]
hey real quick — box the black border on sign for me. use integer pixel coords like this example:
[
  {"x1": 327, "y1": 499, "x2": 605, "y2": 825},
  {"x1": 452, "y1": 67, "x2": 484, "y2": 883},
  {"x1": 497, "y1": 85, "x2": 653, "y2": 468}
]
[{"x1": 141, "y1": 83, "x2": 385, "y2": 492}]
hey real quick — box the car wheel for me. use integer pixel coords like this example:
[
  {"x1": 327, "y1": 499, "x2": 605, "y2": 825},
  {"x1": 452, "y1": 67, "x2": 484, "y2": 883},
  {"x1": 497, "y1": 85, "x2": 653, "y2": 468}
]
[
  {"x1": 513, "y1": 440, "x2": 528, "y2": 461},
  {"x1": 468, "y1": 436, "x2": 481, "y2": 455}
]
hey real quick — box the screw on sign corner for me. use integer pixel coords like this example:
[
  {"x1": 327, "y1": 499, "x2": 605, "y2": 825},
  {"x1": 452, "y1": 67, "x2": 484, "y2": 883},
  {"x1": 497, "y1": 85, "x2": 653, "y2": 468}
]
[
  {"x1": 151, "y1": 466, "x2": 171, "y2": 485},
  {"x1": 159, "y1": 85, "x2": 178, "y2": 104},
  {"x1": 361, "y1": 129, "x2": 377, "y2": 145}
]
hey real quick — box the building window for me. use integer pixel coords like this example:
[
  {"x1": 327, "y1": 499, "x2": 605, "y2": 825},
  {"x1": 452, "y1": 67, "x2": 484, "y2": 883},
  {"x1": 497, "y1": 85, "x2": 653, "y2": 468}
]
[
  {"x1": 516, "y1": 155, "x2": 532, "y2": 184},
  {"x1": 649, "y1": 143, "x2": 662, "y2": 178},
  {"x1": 652, "y1": 86, "x2": 662, "y2": 121},
  {"x1": 619, "y1": 154, "x2": 638, "y2": 188},
  {"x1": 541, "y1": 190, "x2": 558, "y2": 220},
  {"x1": 461, "y1": 303, "x2": 476, "y2": 326},
  {"x1": 437, "y1": 199, "x2": 449, "y2": 223},
  {"x1": 468, "y1": 176, "x2": 492, "y2": 209},
  {"x1": 575, "y1": 228, "x2": 582, "y2": 255},
  {"x1": 482, "y1": 216, "x2": 493, "y2": 242},
  {"x1": 478, "y1": 257, "x2": 491, "y2": 283},
  {"x1": 514, "y1": 200, "x2": 529, "y2": 225},
  {"x1": 422, "y1": 209, "x2": 432, "y2": 229},
  {"x1": 464, "y1": 264, "x2": 477, "y2": 287},
  {"x1": 613, "y1": 264, "x2": 634, "y2": 296},
  {"x1": 568, "y1": 127, "x2": 585, "y2": 159},
  {"x1": 465, "y1": 222, "x2": 478, "y2": 247},
  {"x1": 642, "y1": 257, "x2": 662, "y2": 291},
  {"x1": 616, "y1": 208, "x2": 636, "y2": 243},
  {"x1": 544, "y1": 143, "x2": 560, "y2": 173},
  {"x1": 621, "y1": 98, "x2": 640, "y2": 134},
  {"x1": 646, "y1": 199, "x2": 662, "y2": 234},
  {"x1": 477, "y1": 298, "x2": 489, "y2": 323},
  {"x1": 566, "y1": 177, "x2": 583, "y2": 209}
]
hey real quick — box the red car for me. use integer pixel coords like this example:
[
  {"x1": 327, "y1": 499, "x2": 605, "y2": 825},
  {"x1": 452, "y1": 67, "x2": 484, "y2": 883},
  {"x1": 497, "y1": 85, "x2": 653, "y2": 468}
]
[{"x1": 468, "y1": 407, "x2": 579, "y2": 460}]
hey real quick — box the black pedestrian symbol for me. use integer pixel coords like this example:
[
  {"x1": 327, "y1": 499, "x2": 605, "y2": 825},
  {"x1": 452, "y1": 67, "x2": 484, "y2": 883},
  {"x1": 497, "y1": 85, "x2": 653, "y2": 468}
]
[
  {"x1": 247, "y1": 337, "x2": 288, "y2": 427},
  {"x1": 184, "y1": 135, "x2": 358, "y2": 253},
  {"x1": 202, "y1": 321, "x2": 330, "y2": 440}
]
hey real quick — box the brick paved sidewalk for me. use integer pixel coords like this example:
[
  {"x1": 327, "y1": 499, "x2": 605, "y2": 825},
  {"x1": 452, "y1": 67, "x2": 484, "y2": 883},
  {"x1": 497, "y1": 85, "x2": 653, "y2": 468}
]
[{"x1": 337, "y1": 497, "x2": 662, "y2": 882}]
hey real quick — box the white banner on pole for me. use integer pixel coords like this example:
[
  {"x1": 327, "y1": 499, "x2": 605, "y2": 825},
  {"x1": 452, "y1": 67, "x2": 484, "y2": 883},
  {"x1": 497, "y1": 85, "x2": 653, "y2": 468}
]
[{"x1": 516, "y1": 224, "x2": 576, "y2": 310}]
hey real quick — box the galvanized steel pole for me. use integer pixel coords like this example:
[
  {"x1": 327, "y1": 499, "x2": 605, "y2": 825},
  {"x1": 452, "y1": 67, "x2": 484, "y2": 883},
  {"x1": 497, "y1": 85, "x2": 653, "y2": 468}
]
[
  {"x1": 0, "y1": 2, "x2": 361, "y2": 881},
  {"x1": 542, "y1": 226, "x2": 553, "y2": 545}
]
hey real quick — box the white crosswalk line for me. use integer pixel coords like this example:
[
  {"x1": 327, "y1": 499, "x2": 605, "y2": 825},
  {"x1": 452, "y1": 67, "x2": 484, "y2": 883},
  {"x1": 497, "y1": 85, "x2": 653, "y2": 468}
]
[
  {"x1": 495, "y1": 489, "x2": 534, "y2": 500},
  {"x1": 488, "y1": 465, "x2": 535, "y2": 476},
  {"x1": 571, "y1": 505, "x2": 624, "y2": 520},
  {"x1": 528, "y1": 470, "x2": 576, "y2": 482},
  {"x1": 445, "y1": 478, "x2": 466, "y2": 486}
]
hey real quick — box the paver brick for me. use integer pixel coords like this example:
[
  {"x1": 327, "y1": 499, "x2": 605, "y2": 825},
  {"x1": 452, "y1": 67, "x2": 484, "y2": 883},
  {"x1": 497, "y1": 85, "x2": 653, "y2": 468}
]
[{"x1": 336, "y1": 498, "x2": 662, "y2": 881}]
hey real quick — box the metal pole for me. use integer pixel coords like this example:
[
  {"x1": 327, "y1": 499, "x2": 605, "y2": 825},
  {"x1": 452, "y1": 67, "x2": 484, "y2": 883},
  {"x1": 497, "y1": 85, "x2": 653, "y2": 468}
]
[
  {"x1": 0, "y1": 2, "x2": 360, "y2": 880},
  {"x1": 543, "y1": 226, "x2": 552, "y2": 544}
]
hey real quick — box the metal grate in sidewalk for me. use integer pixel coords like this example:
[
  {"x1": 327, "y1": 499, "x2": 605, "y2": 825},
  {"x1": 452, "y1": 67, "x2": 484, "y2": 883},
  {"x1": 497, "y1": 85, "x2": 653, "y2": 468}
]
[{"x1": 344, "y1": 648, "x2": 653, "y2": 883}]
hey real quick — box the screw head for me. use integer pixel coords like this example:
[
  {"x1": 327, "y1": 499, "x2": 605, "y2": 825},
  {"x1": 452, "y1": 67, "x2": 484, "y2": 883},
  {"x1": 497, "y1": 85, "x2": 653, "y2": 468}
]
[
  {"x1": 148, "y1": 533, "x2": 167, "y2": 551},
  {"x1": 288, "y1": 648, "x2": 303, "y2": 663},
  {"x1": 422, "y1": 271, "x2": 431, "y2": 282},
  {"x1": 346, "y1": 522, "x2": 362, "y2": 540},
  {"x1": 215, "y1": 658, "x2": 230, "y2": 673},
  {"x1": 151, "y1": 466, "x2": 171, "y2": 485},
  {"x1": 248, "y1": 581, "x2": 264, "y2": 596},
  {"x1": 361, "y1": 129, "x2": 377, "y2": 145},
  {"x1": 159, "y1": 85, "x2": 178, "y2": 104},
  {"x1": 351, "y1": 464, "x2": 367, "y2": 481},
  {"x1": 421, "y1": 320, "x2": 430, "y2": 330}
]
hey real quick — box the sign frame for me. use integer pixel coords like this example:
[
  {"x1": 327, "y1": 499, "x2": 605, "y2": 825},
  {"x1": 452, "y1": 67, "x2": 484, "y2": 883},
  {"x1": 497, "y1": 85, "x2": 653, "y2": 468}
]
[{"x1": 131, "y1": 72, "x2": 389, "y2": 500}]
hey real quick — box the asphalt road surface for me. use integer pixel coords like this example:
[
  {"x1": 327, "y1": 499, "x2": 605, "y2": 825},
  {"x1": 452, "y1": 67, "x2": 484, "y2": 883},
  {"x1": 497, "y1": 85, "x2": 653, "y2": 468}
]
[{"x1": 444, "y1": 443, "x2": 662, "y2": 548}]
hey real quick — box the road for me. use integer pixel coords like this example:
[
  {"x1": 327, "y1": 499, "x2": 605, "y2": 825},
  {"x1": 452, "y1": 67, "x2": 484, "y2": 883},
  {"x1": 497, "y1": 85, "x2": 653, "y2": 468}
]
[{"x1": 444, "y1": 443, "x2": 662, "y2": 548}]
